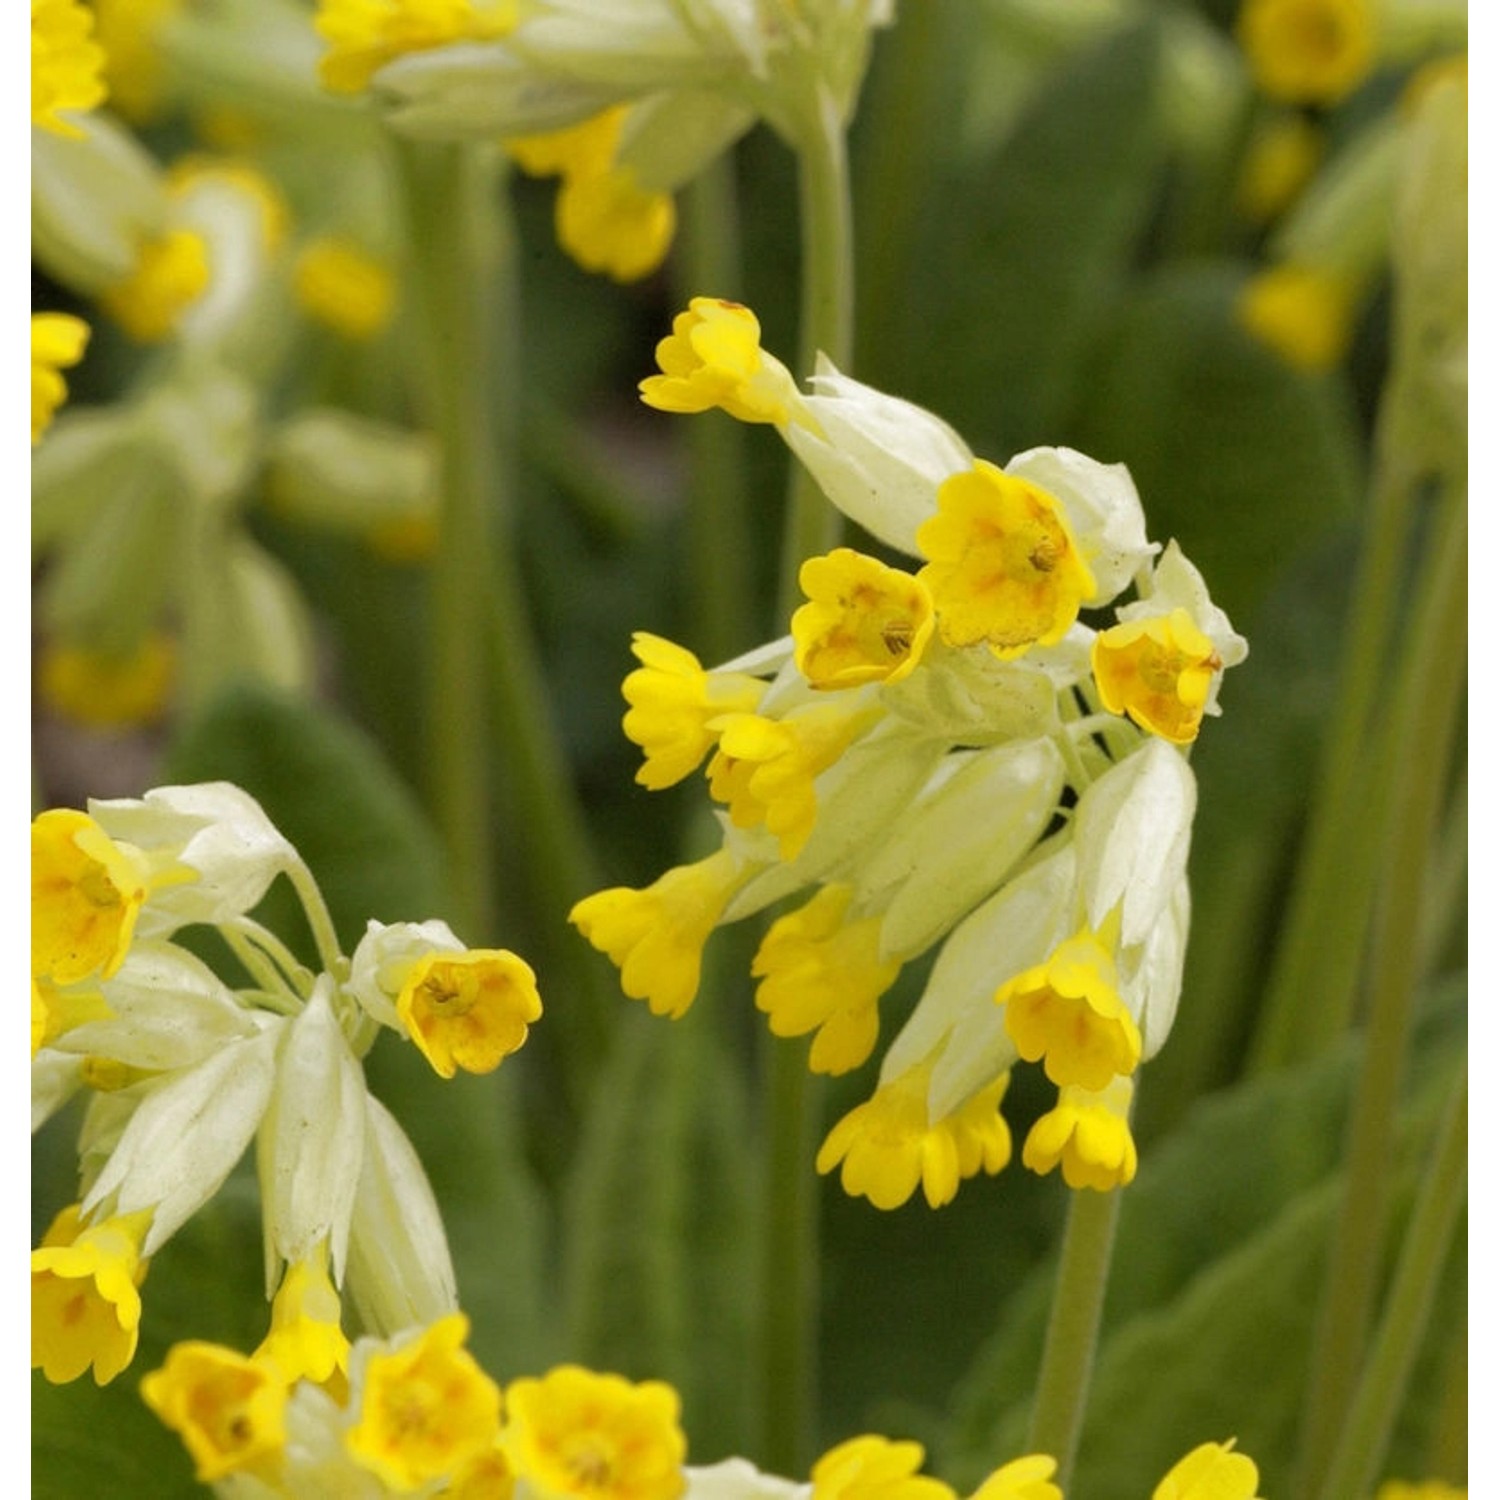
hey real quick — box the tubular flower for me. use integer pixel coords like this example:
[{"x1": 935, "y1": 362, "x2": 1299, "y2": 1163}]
[
  {"x1": 1152, "y1": 1439, "x2": 1263, "y2": 1500},
  {"x1": 395, "y1": 948, "x2": 543, "y2": 1079},
  {"x1": 557, "y1": 166, "x2": 677, "y2": 283},
  {"x1": 100, "y1": 228, "x2": 211, "y2": 342},
  {"x1": 793, "y1": 549, "x2": 936, "y2": 690},
  {"x1": 967, "y1": 1455, "x2": 1062, "y2": 1500},
  {"x1": 707, "y1": 703, "x2": 877, "y2": 861},
  {"x1": 31, "y1": 809, "x2": 151, "y2": 985},
  {"x1": 1092, "y1": 608, "x2": 1221, "y2": 745},
  {"x1": 996, "y1": 929, "x2": 1141, "y2": 1091},
  {"x1": 504, "y1": 1365, "x2": 688, "y2": 1500},
  {"x1": 752, "y1": 884, "x2": 901, "y2": 1076},
  {"x1": 294, "y1": 237, "x2": 397, "y2": 341},
  {"x1": 31, "y1": 1205, "x2": 151, "y2": 1386},
  {"x1": 811, "y1": 1438, "x2": 956, "y2": 1500},
  {"x1": 139, "y1": 1343, "x2": 289, "y2": 1482},
  {"x1": 640, "y1": 298, "x2": 803, "y2": 426},
  {"x1": 31, "y1": 0, "x2": 107, "y2": 135},
  {"x1": 254, "y1": 1241, "x2": 350, "y2": 1386},
  {"x1": 37, "y1": 632, "x2": 175, "y2": 728},
  {"x1": 31, "y1": 311, "x2": 89, "y2": 445},
  {"x1": 30, "y1": 974, "x2": 111, "y2": 1056},
  {"x1": 1237, "y1": 262, "x2": 1357, "y2": 371},
  {"x1": 346, "y1": 1314, "x2": 502, "y2": 1490},
  {"x1": 1236, "y1": 0, "x2": 1375, "y2": 107},
  {"x1": 570, "y1": 849, "x2": 749, "y2": 1019},
  {"x1": 916, "y1": 461, "x2": 1096, "y2": 656},
  {"x1": 315, "y1": 0, "x2": 519, "y2": 94},
  {"x1": 622, "y1": 632, "x2": 767, "y2": 790},
  {"x1": 1022, "y1": 1077, "x2": 1139, "y2": 1192},
  {"x1": 93, "y1": 0, "x2": 180, "y2": 123},
  {"x1": 816, "y1": 1064, "x2": 1012, "y2": 1211},
  {"x1": 450, "y1": 1444, "x2": 519, "y2": 1500},
  {"x1": 507, "y1": 108, "x2": 624, "y2": 179}
]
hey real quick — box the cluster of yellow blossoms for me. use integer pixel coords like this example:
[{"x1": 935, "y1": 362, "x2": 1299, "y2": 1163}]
[
  {"x1": 137, "y1": 1300, "x2": 1265, "y2": 1500},
  {"x1": 572, "y1": 299, "x2": 1247, "y2": 1210},
  {"x1": 31, "y1": 783, "x2": 541, "y2": 1391}
]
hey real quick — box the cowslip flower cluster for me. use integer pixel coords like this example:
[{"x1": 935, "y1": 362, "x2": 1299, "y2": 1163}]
[
  {"x1": 141, "y1": 1316, "x2": 1263, "y2": 1500},
  {"x1": 571, "y1": 300, "x2": 1246, "y2": 1210},
  {"x1": 32, "y1": 782, "x2": 541, "y2": 1389},
  {"x1": 314, "y1": 0, "x2": 894, "y2": 281}
]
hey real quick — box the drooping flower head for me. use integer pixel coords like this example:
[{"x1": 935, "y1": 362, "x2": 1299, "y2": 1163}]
[
  {"x1": 1022, "y1": 1077, "x2": 1139, "y2": 1193},
  {"x1": 793, "y1": 549, "x2": 936, "y2": 690},
  {"x1": 32, "y1": 0, "x2": 107, "y2": 135},
  {"x1": 396, "y1": 948, "x2": 543, "y2": 1079},
  {"x1": 640, "y1": 299, "x2": 802, "y2": 425}
]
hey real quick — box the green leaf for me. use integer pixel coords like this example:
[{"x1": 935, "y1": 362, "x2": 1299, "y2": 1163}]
[
  {"x1": 1070, "y1": 263, "x2": 1365, "y2": 625},
  {"x1": 893, "y1": 19, "x2": 1170, "y2": 455}
]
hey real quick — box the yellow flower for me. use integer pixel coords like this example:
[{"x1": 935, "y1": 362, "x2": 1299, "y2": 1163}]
[
  {"x1": 31, "y1": 1205, "x2": 151, "y2": 1386},
  {"x1": 968, "y1": 1454, "x2": 1062, "y2": 1500},
  {"x1": 94, "y1": 0, "x2": 180, "y2": 122},
  {"x1": 450, "y1": 1443, "x2": 519, "y2": 1500},
  {"x1": 395, "y1": 948, "x2": 542, "y2": 1079},
  {"x1": 508, "y1": 108, "x2": 626, "y2": 180},
  {"x1": 816, "y1": 1065, "x2": 1012, "y2": 1210},
  {"x1": 812, "y1": 1436, "x2": 955, "y2": 1500},
  {"x1": 294, "y1": 236, "x2": 398, "y2": 341},
  {"x1": 1022, "y1": 1077, "x2": 1139, "y2": 1192},
  {"x1": 504, "y1": 1365, "x2": 687, "y2": 1500},
  {"x1": 1091, "y1": 608, "x2": 1220, "y2": 745},
  {"x1": 37, "y1": 632, "x2": 176, "y2": 729},
  {"x1": 996, "y1": 930, "x2": 1142, "y2": 1091},
  {"x1": 254, "y1": 1242, "x2": 349, "y2": 1387},
  {"x1": 570, "y1": 849, "x2": 746, "y2": 1019},
  {"x1": 101, "y1": 228, "x2": 211, "y2": 342},
  {"x1": 707, "y1": 703, "x2": 874, "y2": 861},
  {"x1": 793, "y1": 549, "x2": 936, "y2": 690},
  {"x1": 140, "y1": 1343, "x2": 289, "y2": 1481},
  {"x1": 346, "y1": 1314, "x2": 502, "y2": 1490},
  {"x1": 30, "y1": 311, "x2": 90, "y2": 446},
  {"x1": 1152, "y1": 1439, "x2": 1262, "y2": 1500},
  {"x1": 621, "y1": 632, "x2": 766, "y2": 790},
  {"x1": 752, "y1": 884, "x2": 901, "y2": 1076},
  {"x1": 1235, "y1": 115, "x2": 1324, "y2": 223},
  {"x1": 1237, "y1": 262, "x2": 1357, "y2": 372},
  {"x1": 640, "y1": 298, "x2": 800, "y2": 425},
  {"x1": 1237, "y1": 0, "x2": 1375, "y2": 107},
  {"x1": 916, "y1": 461, "x2": 1096, "y2": 656},
  {"x1": 556, "y1": 167, "x2": 676, "y2": 284},
  {"x1": 315, "y1": 0, "x2": 518, "y2": 94},
  {"x1": 31, "y1": 0, "x2": 107, "y2": 135},
  {"x1": 30, "y1": 973, "x2": 111, "y2": 1056},
  {"x1": 31, "y1": 808, "x2": 151, "y2": 985}
]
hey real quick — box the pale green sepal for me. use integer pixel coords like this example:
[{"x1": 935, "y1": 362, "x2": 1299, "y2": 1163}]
[
  {"x1": 30, "y1": 406, "x2": 157, "y2": 558},
  {"x1": 54, "y1": 942, "x2": 258, "y2": 1072},
  {"x1": 344, "y1": 1095, "x2": 458, "y2": 1335},
  {"x1": 221, "y1": 538, "x2": 318, "y2": 696},
  {"x1": 617, "y1": 89, "x2": 755, "y2": 192},
  {"x1": 1072, "y1": 739, "x2": 1196, "y2": 948},
  {"x1": 84, "y1": 1022, "x2": 283, "y2": 1254},
  {"x1": 863, "y1": 737, "x2": 1067, "y2": 961},
  {"x1": 375, "y1": 44, "x2": 624, "y2": 139},
  {"x1": 348, "y1": 918, "x2": 465, "y2": 1033},
  {"x1": 685, "y1": 1459, "x2": 811, "y2": 1500},
  {"x1": 785, "y1": 356, "x2": 974, "y2": 553},
  {"x1": 259, "y1": 977, "x2": 366, "y2": 1287},
  {"x1": 1271, "y1": 115, "x2": 1402, "y2": 286},
  {"x1": 880, "y1": 842, "x2": 1077, "y2": 1093},
  {"x1": 713, "y1": 633, "x2": 795, "y2": 679},
  {"x1": 266, "y1": 409, "x2": 439, "y2": 539},
  {"x1": 138, "y1": 370, "x2": 260, "y2": 512},
  {"x1": 1123, "y1": 875, "x2": 1190, "y2": 1059},
  {"x1": 879, "y1": 640, "x2": 1061, "y2": 745},
  {"x1": 90, "y1": 781, "x2": 298, "y2": 931},
  {"x1": 31, "y1": 1052, "x2": 85, "y2": 1134},
  {"x1": 1004, "y1": 445, "x2": 1156, "y2": 607},
  {"x1": 31, "y1": 116, "x2": 169, "y2": 293}
]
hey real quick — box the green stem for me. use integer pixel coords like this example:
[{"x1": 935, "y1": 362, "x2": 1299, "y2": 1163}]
[
  {"x1": 776, "y1": 80, "x2": 854, "y2": 616},
  {"x1": 757, "y1": 81, "x2": 856, "y2": 1472},
  {"x1": 1424, "y1": 1318, "x2": 1468, "y2": 1482},
  {"x1": 680, "y1": 154, "x2": 756, "y2": 661},
  {"x1": 1316, "y1": 1070, "x2": 1468, "y2": 1500},
  {"x1": 389, "y1": 138, "x2": 502, "y2": 940},
  {"x1": 221, "y1": 926, "x2": 306, "y2": 1005},
  {"x1": 284, "y1": 863, "x2": 347, "y2": 980},
  {"x1": 1025, "y1": 1184, "x2": 1124, "y2": 1485},
  {"x1": 226, "y1": 916, "x2": 316, "y2": 999},
  {"x1": 1292, "y1": 487, "x2": 1467, "y2": 1495}
]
